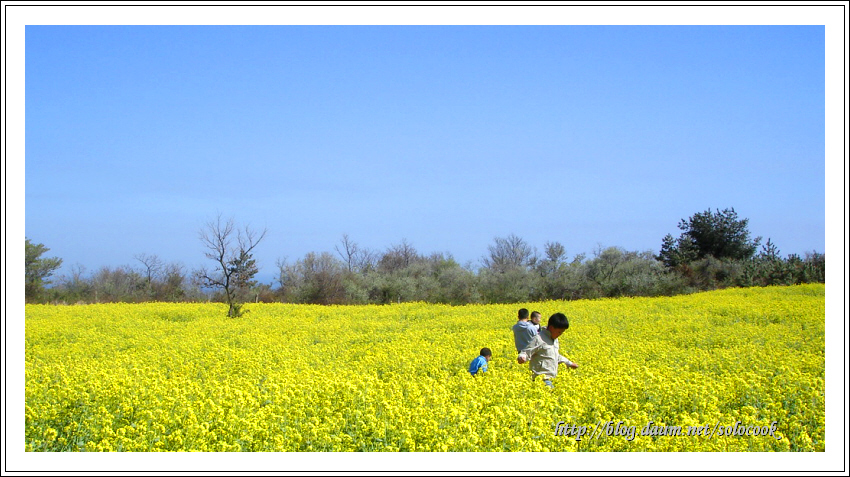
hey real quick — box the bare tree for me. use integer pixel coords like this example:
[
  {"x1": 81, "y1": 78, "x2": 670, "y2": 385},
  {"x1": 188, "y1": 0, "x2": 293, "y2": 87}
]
[
  {"x1": 335, "y1": 234, "x2": 379, "y2": 274},
  {"x1": 335, "y1": 233, "x2": 360, "y2": 273},
  {"x1": 482, "y1": 234, "x2": 536, "y2": 273},
  {"x1": 354, "y1": 248, "x2": 378, "y2": 274},
  {"x1": 378, "y1": 239, "x2": 418, "y2": 273},
  {"x1": 134, "y1": 253, "x2": 164, "y2": 295},
  {"x1": 276, "y1": 257, "x2": 292, "y2": 291},
  {"x1": 537, "y1": 241, "x2": 566, "y2": 276},
  {"x1": 544, "y1": 241, "x2": 566, "y2": 264},
  {"x1": 197, "y1": 215, "x2": 267, "y2": 317}
]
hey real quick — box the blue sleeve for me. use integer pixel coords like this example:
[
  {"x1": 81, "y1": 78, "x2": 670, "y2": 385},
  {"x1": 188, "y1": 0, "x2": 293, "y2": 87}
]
[{"x1": 469, "y1": 356, "x2": 484, "y2": 375}]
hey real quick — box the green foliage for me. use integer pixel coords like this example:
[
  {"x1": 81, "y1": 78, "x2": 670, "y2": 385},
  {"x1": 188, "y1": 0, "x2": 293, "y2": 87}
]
[
  {"x1": 659, "y1": 208, "x2": 761, "y2": 266},
  {"x1": 738, "y1": 241, "x2": 825, "y2": 288},
  {"x1": 479, "y1": 267, "x2": 538, "y2": 304},
  {"x1": 34, "y1": 216, "x2": 825, "y2": 306},
  {"x1": 650, "y1": 207, "x2": 826, "y2": 293},
  {"x1": 278, "y1": 252, "x2": 355, "y2": 304},
  {"x1": 584, "y1": 247, "x2": 677, "y2": 298},
  {"x1": 430, "y1": 258, "x2": 481, "y2": 305},
  {"x1": 227, "y1": 302, "x2": 249, "y2": 318},
  {"x1": 680, "y1": 256, "x2": 745, "y2": 290},
  {"x1": 25, "y1": 238, "x2": 63, "y2": 303}
]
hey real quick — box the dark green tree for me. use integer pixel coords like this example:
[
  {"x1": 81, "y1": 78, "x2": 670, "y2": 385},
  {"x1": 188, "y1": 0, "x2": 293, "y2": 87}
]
[
  {"x1": 659, "y1": 208, "x2": 761, "y2": 267},
  {"x1": 25, "y1": 238, "x2": 63, "y2": 302}
]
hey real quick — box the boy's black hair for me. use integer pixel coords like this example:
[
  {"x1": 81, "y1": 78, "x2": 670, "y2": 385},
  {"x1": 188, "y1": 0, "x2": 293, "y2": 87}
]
[
  {"x1": 480, "y1": 347, "x2": 492, "y2": 357},
  {"x1": 548, "y1": 312, "x2": 570, "y2": 330},
  {"x1": 518, "y1": 308, "x2": 529, "y2": 319},
  {"x1": 530, "y1": 311, "x2": 541, "y2": 318}
]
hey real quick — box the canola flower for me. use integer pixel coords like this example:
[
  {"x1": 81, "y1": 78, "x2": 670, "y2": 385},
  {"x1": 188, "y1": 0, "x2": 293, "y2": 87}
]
[{"x1": 25, "y1": 284, "x2": 825, "y2": 452}]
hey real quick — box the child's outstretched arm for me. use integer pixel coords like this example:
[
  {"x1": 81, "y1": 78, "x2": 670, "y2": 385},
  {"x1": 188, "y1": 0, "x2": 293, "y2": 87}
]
[
  {"x1": 518, "y1": 337, "x2": 541, "y2": 364},
  {"x1": 559, "y1": 354, "x2": 578, "y2": 369}
]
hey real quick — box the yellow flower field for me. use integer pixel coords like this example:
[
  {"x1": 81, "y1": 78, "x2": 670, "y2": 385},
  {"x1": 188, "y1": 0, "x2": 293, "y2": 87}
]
[{"x1": 25, "y1": 284, "x2": 825, "y2": 452}]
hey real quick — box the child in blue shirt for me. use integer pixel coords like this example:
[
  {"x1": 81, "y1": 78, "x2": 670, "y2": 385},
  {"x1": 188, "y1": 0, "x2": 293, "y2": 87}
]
[{"x1": 469, "y1": 348, "x2": 492, "y2": 376}]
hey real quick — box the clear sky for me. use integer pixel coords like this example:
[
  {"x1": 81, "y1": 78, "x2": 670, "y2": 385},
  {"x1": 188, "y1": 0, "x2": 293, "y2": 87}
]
[{"x1": 21, "y1": 13, "x2": 829, "y2": 286}]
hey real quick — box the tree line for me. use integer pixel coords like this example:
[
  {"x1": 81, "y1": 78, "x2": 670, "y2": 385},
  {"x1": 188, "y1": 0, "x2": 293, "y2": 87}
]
[{"x1": 25, "y1": 208, "x2": 825, "y2": 310}]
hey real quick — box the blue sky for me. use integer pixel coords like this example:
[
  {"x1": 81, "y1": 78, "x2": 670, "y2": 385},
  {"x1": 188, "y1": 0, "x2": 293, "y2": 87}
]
[{"x1": 22, "y1": 19, "x2": 828, "y2": 286}]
